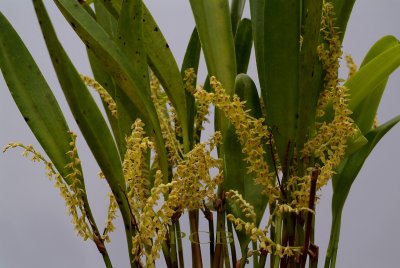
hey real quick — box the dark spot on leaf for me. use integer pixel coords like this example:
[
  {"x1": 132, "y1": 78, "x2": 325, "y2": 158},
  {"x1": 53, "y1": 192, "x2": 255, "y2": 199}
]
[
  {"x1": 123, "y1": 42, "x2": 126, "y2": 46},
  {"x1": 71, "y1": 22, "x2": 76, "y2": 28},
  {"x1": 104, "y1": 82, "x2": 108, "y2": 86},
  {"x1": 76, "y1": 119, "x2": 80, "y2": 125},
  {"x1": 166, "y1": 43, "x2": 169, "y2": 49},
  {"x1": 85, "y1": 43, "x2": 90, "y2": 49},
  {"x1": 38, "y1": 20, "x2": 42, "y2": 25},
  {"x1": 23, "y1": 117, "x2": 29, "y2": 122},
  {"x1": 154, "y1": 27, "x2": 158, "y2": 32},
  {"x1": 295, "y1": 113, "x2": 299, "y2": 119},
  {"x1": 311, "y1": 71, "x2": 314, "y2": 77},
  {"x1": 142, "y1": 19, "x2": 146, "y2": 22},
  {"x1": 55, "y1": 58, "x2": 59, "y2": 63}
]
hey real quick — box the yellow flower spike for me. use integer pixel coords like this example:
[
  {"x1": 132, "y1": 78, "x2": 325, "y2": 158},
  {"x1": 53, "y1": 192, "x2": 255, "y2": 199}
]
[
  {"x1": 80, "y1": 74, "x2": 117, "y2": 117},
  {"x1": 102, "y1": 192, "x2": 118, "y2": 242},
  {"x1": 4, "y1": 133, "x2": 93, "y2": 241},
  {"x1": 150, "y1": 73, "x2": 184, "y2": 165},
  {"x1": 194, "y1": 77, "x2": 279, "y2": 200}
]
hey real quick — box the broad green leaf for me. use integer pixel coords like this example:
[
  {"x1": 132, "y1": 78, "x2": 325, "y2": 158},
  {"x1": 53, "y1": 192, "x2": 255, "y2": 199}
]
[
  {"x1": 234, "y1": 18, "x2": 252, "y2": 74},
  {"x1": 181, "y1": 28, "x2": 201, "y2": 147},
  {"x1": 351, "y1": 36, "x2": 399, "y2": 134},
  {"x1": 90, "y1": 0, "x2": 141, "y2": 157},
  {"x1": 53, "y1": 0, "x2": 169, "y2": 183},
  {"x1": 326, "y1": 115, "x2": 400, "y2": 267},
  {"x1": 35, "y1": 0, "x2": 124, "y2": 191},
  {"x1": 142, "y1": 7, "x2": 190, "y2": 152},
  {"x1": 189, "y1": 0, "x2": 237, "y2": 136},
  {"x1": 96, "y1": 1, "x2": 191, "y2": 152},
  {"x1": 333, "y1": 115, "x2": 400, "y2": 210},
  {"x1": 296, "y1": 0, "x2": 323, "y2": 157},
  {"x1": 263, "y1": 0, "x2": 300, "y2": 176},
  {"x1": 0, "y1": 11, "x2": 74, "y2": 182},
  {"x1": 117, "y1": 0, "x2": 149, "y2": 94},
  {"x1": 347, "y1": 44, "x2": 400, "y2": 111}
]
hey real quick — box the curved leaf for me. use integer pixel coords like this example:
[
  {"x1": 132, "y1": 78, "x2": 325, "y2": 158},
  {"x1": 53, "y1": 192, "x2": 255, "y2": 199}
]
[
  {"x1": 36, "y1": 0, "x2": 124, "y2": 190},
  {"x1": 351, "y1": 36, "x2": 399, "y2": 134},
  {"x1": 96, "y1": 0, "x2": 191, "y2": 152},
  {"x1": 53, "y1": 0, "x2": 169, "y2": 183},
  {"x1": 142, "y1": 7, "x2": 190, "y2": 152},
  {"x1": 347, "y1": 44, "x2": 400, "y2": 111},
  {"x1": 0, "y1": 11, "x2": 72, "y2": 181},
  {"x1": 326, "y1": 115, "x2": 400, "y2": 266},
  {"x1": 235, "y1": 18, "x2": 252, "y2": 74}
]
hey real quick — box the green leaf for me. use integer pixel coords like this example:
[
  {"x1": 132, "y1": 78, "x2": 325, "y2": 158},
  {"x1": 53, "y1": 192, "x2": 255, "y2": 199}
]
[
  {"x1": 90, "y1": 1, "x2": 141, "y2": 157},
  {"x1": 53, "y1": 0, "x2": 169, "y2": 183},
  {"x1": 230, "y1": 0, "x2": 246, "y2": 34},
  {"x1": 189, "y1": 0, "x2": 237, "y2": 136},
  {"x1": 0, "y1": 11, "x2": 73, "y2": 181},
  {"x1": 181, "y1": 28, "x2": 201, "y2": 147},
  {"x1": 249, "y1": 0, "x2": 266, "y2": 92},
  {"x1": 117, "y1": 0, "x2": 149, "y2": 94},
  {"x1": 96, "y1": 1, "x2": 191, "y2": 152},
  {"x1": 296, "y1": 0, "x2": 323, "y2": 155},
  {"x1": 326, "y1": 115, "x2": 400, "y2": 266},
  {"x1": 263, "y1": 0, "x2": 300, "y2": 175},
  {"x1": 234, "y1": 74, "x2": 262, "y2": 118},
  {"x1": 234, "y1": 18, "x2": 252, "y2": 74},
  {"x1": 36, "y1": 0, "x2": 124, "y2": 191},
  {"x1": 351, "y1": 36, "x2": 399, "y2": 134},
  {"x1": 142, "y1": 7, "x2": 190, "y2": 152},
  {"x1": 347, "y1": 44, "x2": 400, "y2": 111}
]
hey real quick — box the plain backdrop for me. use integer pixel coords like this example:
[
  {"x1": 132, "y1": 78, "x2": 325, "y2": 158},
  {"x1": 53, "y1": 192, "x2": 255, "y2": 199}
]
[{"x1": 0, "y1": 1, "x2": 399, "y2": 267}]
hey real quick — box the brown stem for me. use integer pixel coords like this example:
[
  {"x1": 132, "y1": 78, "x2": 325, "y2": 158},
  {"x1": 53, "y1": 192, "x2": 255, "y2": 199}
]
[
  {"x1": 301, "y1": 166, "x2": 319, "y2": 268},
  {"x1": 189, "y1": 209, "x2": 203, "y2": 268}
]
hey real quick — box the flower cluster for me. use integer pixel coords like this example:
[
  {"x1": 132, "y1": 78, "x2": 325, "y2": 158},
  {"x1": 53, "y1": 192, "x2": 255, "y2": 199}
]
[
  {"x1": 225, "y1": 190, "x2": 256, "y2": 223},
  {"x1": 3, "y1": 132, "x2": 92, "y2": 240},
  {"x1": 303, "y1": 2, "x2": 358, "y2": 190},
  {"x1": 316, "y1": 2, "x2": 343, "y2": 117},
  {"x1": 102, "y1": 192, "x2": 118, "y2": 242},
  {"x1": 127, "y1": 126, "x2": 223, "y2": 265},
  {"x1": 226, "y1": 214, "x2": 302, "y2": 258},
  {"x1": 150, "y1": 73, "x2": 183, "y2": 165},
  {"x1": 183, "y1": 68, "x2": 211, "y2": 142},
  {"x1": 345, "y1": 53, "x2": 357, "y2": 79},
  {"x1": 80, "y1": 74, "x2": 117, "y2": 117},
  {"x1": 195, "y1": 77, "x2": 279, "y2": 201},
  {"x1": 123, "y1": 119, "x2": 153, "y2": 214}
]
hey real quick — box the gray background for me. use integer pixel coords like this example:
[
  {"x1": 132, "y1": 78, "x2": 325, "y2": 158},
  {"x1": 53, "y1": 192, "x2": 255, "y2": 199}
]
[{"x1": 0, "y1": 1, "x2": 399, "y2": 267}]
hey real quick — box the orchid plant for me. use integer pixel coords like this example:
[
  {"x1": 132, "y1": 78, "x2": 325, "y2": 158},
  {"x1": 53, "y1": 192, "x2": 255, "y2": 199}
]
[{"x1": 1, "y1": 0, "x2": 400, "y2": 267}]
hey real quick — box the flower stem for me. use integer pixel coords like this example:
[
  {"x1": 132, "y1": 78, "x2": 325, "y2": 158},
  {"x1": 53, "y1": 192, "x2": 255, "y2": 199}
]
[
  {"x1": 189, "y1": 209, "x2": 203, "y2": 268},
  {"x1": 175, "y1": 221, "x2": 185, "y2": 268}
]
